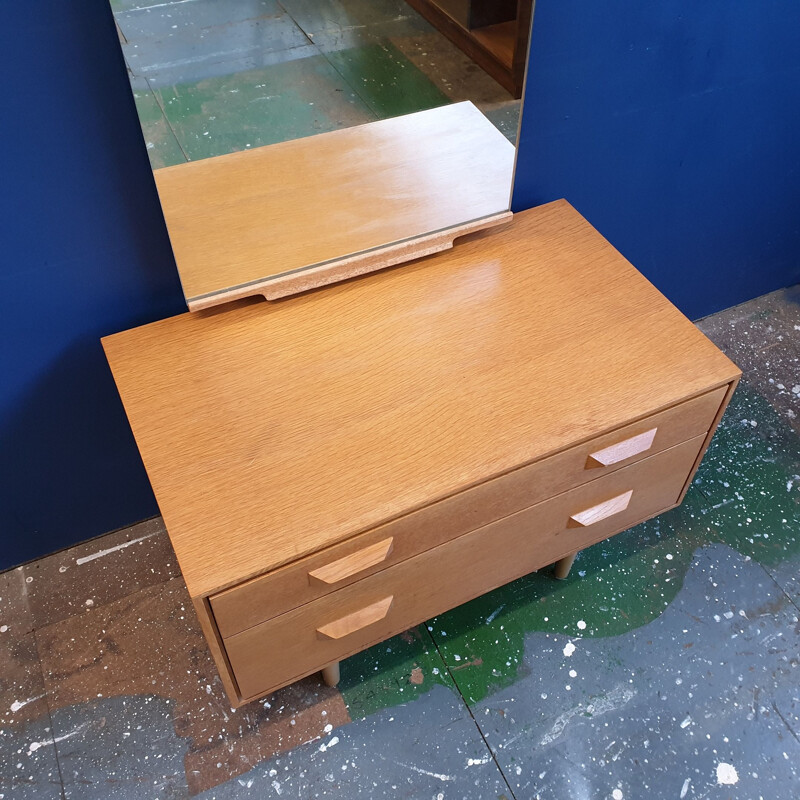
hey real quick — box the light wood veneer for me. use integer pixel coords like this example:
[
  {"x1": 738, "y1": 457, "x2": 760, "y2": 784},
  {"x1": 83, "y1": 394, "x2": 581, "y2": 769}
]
[
  {"x1": 226, "y1": 435, "x2": 705, "y2": 700},
  {"x1": 103, "y1": 200, "x2": 740, "y2": 706},
  {"x1": 153, "y1": 102, "x2": 515, "y2": 310},
  {"x1": 209, "y1": 385, "x2": 726, "y2": 638}
]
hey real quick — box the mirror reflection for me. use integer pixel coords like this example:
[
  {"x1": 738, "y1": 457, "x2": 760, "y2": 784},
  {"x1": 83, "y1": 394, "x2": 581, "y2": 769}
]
[
  {"x1": 114, "y1": 0, "x2": 527, "y2": 165},
  {"x1": 111, "y1": 0, "x2": 531, "y2": 308}
]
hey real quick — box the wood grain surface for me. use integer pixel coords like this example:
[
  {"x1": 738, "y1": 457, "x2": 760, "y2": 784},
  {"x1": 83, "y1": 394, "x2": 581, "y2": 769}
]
[
  {"x1": 209, "y1": 385, "x2": 726, "y2": 638},
  {"x1": 102, "y1": 200, "x2": 740, "y2": 599},
  {"x1": 186, "y1": 211, "x2": 513, "y2": 310},
  {"x1": 153, "y1": 102, "x2": 515, "y2": 306},
  {"x1": 224, "y1": 435, "x2": 705, "y2": 700}
]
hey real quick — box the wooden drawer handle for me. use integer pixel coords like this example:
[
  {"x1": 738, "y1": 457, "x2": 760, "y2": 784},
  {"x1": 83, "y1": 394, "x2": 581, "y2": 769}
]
[
  {"x1": 586, "y1": 428, "x2": 657, "y2": 468},
  {"x1": 317, "y1": 596, "x2": 394, "y2": 640},
  {"x1": 568, "y1": 490, "x2": 633, "y2": 527},
  {"x1": 308, "y1": 538, "x2": 394, "y2": 586}
]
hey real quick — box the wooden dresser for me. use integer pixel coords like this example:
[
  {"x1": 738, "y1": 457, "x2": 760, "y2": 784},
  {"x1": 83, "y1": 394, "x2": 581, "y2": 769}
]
[{"x1": 103, "y1": 200, "x2": 740, "y2": 706}]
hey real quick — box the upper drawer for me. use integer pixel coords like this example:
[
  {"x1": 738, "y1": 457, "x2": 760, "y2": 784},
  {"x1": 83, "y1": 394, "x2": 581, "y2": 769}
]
[{"x1": 210, "y1": 384, "x2": 728, "y2": 637}]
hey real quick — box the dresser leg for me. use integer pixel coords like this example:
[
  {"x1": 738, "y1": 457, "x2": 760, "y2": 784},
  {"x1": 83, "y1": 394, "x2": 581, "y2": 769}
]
[
  {"x1": 321, "y1": 662, "x2": 340, "y2": 687},
  {"x1": 553, "y1": 552, "x2": 578, "y2": 580}
]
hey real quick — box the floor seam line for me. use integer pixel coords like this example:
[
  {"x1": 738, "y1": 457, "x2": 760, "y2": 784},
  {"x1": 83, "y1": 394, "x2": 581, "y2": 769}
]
[
  {"x1": 145, "y1": 75, "x2": 191, "y2": 162},
  {"x1": 424, "y1": 624, "x2": 519, "y2": 800},
  {"x1": 707, "y1": 528, "x2": 800, "y2": 616},
  {"x1": 32, "y1": 626, "x2": 69, "y2": 800},
  {"x1": 760, "y1": 560, "x2": 800, "y2": 616}
]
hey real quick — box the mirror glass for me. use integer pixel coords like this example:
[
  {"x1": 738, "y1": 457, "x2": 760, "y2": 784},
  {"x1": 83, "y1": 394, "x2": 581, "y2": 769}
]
[{"x1": 112, "y1": 0, "x2": 531, "y2": 308}]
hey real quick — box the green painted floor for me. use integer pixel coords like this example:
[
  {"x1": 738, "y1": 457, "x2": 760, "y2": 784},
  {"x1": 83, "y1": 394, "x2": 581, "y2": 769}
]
[{"x1": 115, "y1": 0, "x2": 520, "y2": 168}]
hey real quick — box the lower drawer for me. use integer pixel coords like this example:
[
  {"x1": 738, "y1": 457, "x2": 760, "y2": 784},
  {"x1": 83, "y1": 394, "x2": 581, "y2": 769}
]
[{"x1": 223, "y1": 434, "x2": 705, "y2": 700}]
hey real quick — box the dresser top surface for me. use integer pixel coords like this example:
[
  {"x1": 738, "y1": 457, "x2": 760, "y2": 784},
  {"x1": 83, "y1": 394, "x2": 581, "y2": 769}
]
[{"x1": 103, "y1": 200, "x2": 739, "y2": 597}]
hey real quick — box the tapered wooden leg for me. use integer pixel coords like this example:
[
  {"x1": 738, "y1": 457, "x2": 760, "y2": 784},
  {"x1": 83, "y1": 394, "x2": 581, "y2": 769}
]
[
  {"x1": 553, "y1": 552, "x2": 578, "y2": 580},
  {"x1": 321, "y1": 662, "x2": 340, "y2": 687}
]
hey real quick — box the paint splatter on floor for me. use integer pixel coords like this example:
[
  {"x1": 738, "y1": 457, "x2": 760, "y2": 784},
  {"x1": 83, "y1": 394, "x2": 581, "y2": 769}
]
[{"x1": 2, "y1": 277, "x2": 800, "y2": 797}]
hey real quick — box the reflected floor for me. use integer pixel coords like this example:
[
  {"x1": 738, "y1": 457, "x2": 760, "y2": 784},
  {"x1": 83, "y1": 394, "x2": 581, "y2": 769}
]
[{"x1": 114, "y1": 0, "x2": 521, "y2": 168}]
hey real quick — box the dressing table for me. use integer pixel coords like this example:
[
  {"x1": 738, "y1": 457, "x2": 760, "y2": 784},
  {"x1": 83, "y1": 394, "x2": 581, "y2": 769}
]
[{"x1": 103, "y1": 199, "x2": 739, "y2": 706}]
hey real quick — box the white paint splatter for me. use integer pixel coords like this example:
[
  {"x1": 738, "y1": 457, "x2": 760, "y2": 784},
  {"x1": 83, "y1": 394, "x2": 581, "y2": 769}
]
[
  {"x1": 28, "y1": 723, "x2": 89, "y2": 756},
  {"x1": 467, "y1": 756, "x2": 490, "y2": 766},
  {"x1": 576, "y1": 620, "x2": 586, "y2": 630},
  {"x1": 271, "y1": 779, "x2": 283, "y2": 795},
  {"x1": 680, "y1": 777, "x2": 691, "y2": 798},
  {"x1": 563, "y1": 642, "x2": 576, "y2": 657},
  {"x1": 716, "y1": 762, "x2": 739, "y2": 785},
  {"x1": 540, "y1": 684, "x2": 636, "y2": 746},
  {"x1": 323, "y1": 724, "x2": 333, "y2": 734},
  {"x1": 11, "y1": 695, "x2": 44, "y2": 713},
  {"x1": 612, "y1": 789, "x2": 624, "y2": 800},
  {"x1": 569, "y1": 670, "x2": 577, "y2": 678},
  {"x1": 318, "y1": 736, "x2": 339, "y2": 753},
  {"x1": 75, "y1": 532, "x2": 158, "y2": 565},
  {"x1": 680, "y1": 716, "x2": 692, "y2": 729},
  {"x1": 388, "y1": 758, "x2": 454, "y2": 782}
]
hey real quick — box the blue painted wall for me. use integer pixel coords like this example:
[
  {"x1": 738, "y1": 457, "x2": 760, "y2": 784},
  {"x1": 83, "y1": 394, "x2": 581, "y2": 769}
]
[
  {"x1": 512, "y1": 0, "x2": 800, "y2": 321},
  {"x1": 2, "y1": 1, "x2": 799, "y2": 568},
  {"x1": 0, "y1": 2, "x2": 186, "y2": 569}
]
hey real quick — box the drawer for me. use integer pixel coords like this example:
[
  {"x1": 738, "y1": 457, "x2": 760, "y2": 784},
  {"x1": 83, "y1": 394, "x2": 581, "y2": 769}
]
[
  {"x1": 210, "y1": 386, "x2": 726, "y2": 637},
  {"x1": 224, "y1": 434, "x2": 705, "y2": 700}
]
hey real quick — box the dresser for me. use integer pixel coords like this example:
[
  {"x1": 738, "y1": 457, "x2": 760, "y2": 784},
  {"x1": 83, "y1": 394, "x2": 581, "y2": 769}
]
[{"x1": 103, "y1": 200, "x2": 740, "y2": 706}]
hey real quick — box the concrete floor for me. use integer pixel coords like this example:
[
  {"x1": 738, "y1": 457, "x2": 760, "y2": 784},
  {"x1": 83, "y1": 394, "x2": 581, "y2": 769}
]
[
  {"x1": 2, "y1": 286, "x2": 799, "y2": 798},
  {"x1": 2, "y1": 1, "x2": 799, "y2": 797},
  {"x1": 116, "y1": 0, "x2": 521, "y2": 168}
]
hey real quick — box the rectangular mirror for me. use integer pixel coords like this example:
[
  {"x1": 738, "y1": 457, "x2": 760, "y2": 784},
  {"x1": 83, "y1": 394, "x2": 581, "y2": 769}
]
[{"x1": 113, "y1": 0, "x2": 531, "y2": 309}]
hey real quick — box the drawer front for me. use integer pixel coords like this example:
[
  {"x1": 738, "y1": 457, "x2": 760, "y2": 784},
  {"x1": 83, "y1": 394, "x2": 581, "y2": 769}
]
[
  {"x1": 211, "y1": 386, "x2": 726, "y2": 637},
  {"x1": 224, "y1": 435, "x2": 705, "y2": 700}
]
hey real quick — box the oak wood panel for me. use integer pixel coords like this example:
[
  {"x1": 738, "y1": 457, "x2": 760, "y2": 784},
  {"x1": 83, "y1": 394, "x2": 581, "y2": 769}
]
[
  {"x1": 307, "y1": 538, "x2": 394, "y2": 586},
  {"x1": 568, "y1": 490, "x2": 632, "y2": 527},
  {"x1": 586, "y1": 428, "x2": 658, "y2": 467},
  {"x1": 191, "y1": 596, "x2": 241, "y2": 705},
  {"x1": 188, "y1": 211, "x2": 513, "y2": 310},
  {"x1": 316, "y1": 596, "x2": 394, "y2": 640},
  {"x1": 210, "y1": 385, "x2": 727, "y2": 637},
  {"x1": 153, "y1": 102, "x2": 515, "y2": 307},
  {"x1": 404, "y1": 0, "x2": 532, "y2": 96},
  {"x1": 102, "y1": 201, "x2": 740, "y2": 599},
  {"x1": 471, "y1": 21, "x2": 516, "y2": 67},
  {"x1": 676, "y1": 375, "x2": 741, "y2": 506},
  {"x1": 225, "y1": 436, "x2": 705, "y2": 700}
]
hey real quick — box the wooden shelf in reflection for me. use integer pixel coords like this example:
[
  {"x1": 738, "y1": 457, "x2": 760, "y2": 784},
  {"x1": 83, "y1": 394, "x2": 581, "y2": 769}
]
[
  {"x1": 405, "y1": 0, "x2": 533, "y2": 98},
  {"x1": 153, "y1": 102, "x2": 515, "y2": 311}
]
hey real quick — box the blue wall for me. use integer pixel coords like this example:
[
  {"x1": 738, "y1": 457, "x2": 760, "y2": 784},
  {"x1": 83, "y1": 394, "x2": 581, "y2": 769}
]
[
  {"x1": 513, "y1": 0, "x2": 800, "y2": 320},
  {"x1": 2, "y1": 2, "x2": 800, "y2": 568},
  {"x1": 0, "y1": 2, "x2": 186, "y2": 569}
]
